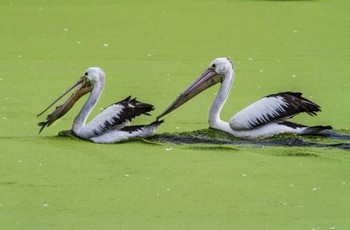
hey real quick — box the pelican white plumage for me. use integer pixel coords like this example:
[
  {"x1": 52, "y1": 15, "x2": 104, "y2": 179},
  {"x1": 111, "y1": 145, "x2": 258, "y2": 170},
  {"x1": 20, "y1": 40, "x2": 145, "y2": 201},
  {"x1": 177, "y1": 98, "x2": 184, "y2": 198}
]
[
  {"x1": 157, "y1": 57, "x2": 332, "y2": 139},
  {"x1": 38, "y1": 67, "x2": 163, "y2": 143}
]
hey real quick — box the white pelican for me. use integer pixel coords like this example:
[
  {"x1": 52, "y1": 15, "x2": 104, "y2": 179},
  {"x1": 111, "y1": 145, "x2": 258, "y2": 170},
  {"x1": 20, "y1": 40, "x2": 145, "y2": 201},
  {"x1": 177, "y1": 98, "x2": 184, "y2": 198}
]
[
  {"x1": 37, "y1": 67, "x2": 163, "y2": 143},
  {"x1": 157, "y1": 57, "x2": 332, "y2": 139}
]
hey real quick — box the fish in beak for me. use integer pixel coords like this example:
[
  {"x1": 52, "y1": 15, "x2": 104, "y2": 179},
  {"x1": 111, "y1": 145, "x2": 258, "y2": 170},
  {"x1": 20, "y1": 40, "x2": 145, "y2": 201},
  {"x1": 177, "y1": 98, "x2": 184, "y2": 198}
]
[
  {"x1": 157, "y1": 67, "x2": 223, "y2": 120},
  {"x1": 37, "y1": 76, "x2": 93, "y2": 133}
]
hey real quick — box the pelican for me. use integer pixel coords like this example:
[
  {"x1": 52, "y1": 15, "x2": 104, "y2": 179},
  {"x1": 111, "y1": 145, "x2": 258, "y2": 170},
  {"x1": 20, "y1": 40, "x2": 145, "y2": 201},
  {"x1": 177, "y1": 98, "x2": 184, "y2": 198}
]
[
  {"x1": 37, "y1": 67, "x2": 163, "y2": 143},
  {"x1": 157, "y1": 57, "x2": 332, "y2": 139}
]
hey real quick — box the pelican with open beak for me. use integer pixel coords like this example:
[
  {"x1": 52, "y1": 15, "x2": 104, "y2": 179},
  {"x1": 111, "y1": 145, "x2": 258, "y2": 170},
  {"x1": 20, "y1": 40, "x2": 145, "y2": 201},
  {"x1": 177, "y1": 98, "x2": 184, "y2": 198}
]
[
  {"x1": 38, "y1": 67, "x2": 163, "y2": 143},
  {"x1": 157, "y1": 57, "x2": 332, "y2": 139}
]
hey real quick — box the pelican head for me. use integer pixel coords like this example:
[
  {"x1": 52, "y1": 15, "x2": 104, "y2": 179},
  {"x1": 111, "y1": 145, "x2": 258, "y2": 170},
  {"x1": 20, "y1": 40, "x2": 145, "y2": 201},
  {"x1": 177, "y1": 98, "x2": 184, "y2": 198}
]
[
  {"x1": 209, "y1": 57, "x2": 233, "y2": 75},
  {"x1": 157, "y1": 57, "x2": 233, "y2": 120},
  {"x1": 83, "y1": 67, "x2": 105, "y2": 87},
  {"x1": 37, "y1": 67, "x2": 105, "y2": 133}
]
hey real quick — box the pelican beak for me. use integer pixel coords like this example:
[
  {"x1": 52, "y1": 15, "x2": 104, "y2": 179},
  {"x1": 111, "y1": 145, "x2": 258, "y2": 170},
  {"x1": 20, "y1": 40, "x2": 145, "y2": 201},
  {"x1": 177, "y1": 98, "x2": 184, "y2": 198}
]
[
  {"x1": 157, "y1": 68, "x2": 223, "y2": 120},
  {"x1": 37, "y1": 76, "x2": 93, "y2": 133}
]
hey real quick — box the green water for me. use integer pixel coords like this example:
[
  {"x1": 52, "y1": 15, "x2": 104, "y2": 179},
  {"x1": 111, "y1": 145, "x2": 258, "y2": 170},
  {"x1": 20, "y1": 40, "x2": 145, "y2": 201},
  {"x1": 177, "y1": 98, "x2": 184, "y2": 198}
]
[{"x1": 1, "y1": 0, "x2": 350, "y2": 229}]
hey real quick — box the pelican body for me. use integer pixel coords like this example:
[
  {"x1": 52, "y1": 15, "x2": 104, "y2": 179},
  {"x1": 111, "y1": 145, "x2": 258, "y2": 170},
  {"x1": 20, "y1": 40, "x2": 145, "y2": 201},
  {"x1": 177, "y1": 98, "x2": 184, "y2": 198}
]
[
  {"x1": 38, "y1": 67, "x2": 162, "y2": 143},
  {"x1": 157, "y1": 57, "x2": 332, "y2": 139}
]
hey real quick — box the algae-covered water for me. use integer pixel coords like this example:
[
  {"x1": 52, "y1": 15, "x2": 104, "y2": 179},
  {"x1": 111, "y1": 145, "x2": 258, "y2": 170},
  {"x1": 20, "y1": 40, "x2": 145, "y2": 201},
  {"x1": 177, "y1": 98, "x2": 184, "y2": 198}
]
[{"x1": 1, "y1": 0, "x2": 350, "y2": 229}]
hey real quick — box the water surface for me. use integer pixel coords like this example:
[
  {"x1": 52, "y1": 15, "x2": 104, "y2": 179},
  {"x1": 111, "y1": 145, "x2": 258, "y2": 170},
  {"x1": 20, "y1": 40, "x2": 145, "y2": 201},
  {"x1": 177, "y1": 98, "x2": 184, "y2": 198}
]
[{"x1": 1, "y1": 0, "x2": 350, "y2": 229}]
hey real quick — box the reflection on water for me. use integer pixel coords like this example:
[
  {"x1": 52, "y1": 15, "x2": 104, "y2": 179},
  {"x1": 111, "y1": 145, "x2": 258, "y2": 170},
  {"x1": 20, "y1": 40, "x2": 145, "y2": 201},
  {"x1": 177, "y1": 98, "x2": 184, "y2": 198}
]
[{"x1": 58, "y1": 129, "x2": 350, "y2": 150}]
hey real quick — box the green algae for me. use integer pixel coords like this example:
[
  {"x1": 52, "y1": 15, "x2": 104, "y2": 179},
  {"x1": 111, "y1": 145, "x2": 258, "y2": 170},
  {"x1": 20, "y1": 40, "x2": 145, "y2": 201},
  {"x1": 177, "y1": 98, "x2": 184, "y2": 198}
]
[{"x1": 1, "y1": 0, "x2": 350, "y2": 229}]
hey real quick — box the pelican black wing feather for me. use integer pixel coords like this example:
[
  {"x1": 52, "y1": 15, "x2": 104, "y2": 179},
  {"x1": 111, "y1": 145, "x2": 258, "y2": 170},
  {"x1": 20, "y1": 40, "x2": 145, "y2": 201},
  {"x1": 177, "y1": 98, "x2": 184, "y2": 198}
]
[
  {"x1": 92, "y1": 96, "x2": 155, "y2": 135},
  {"x1": 266, "y1": 92, "x2": 321, "y2": 116}
]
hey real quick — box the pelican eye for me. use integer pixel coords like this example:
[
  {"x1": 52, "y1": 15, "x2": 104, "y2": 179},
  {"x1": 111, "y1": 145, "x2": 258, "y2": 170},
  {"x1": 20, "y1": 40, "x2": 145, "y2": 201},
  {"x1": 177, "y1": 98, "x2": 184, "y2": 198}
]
[
  {"x1": 84, "y1": 72, "x2": 88, "y2": 76},
  {"x1": 212, "y1": 64, "x2": 216, "y2": 68}
]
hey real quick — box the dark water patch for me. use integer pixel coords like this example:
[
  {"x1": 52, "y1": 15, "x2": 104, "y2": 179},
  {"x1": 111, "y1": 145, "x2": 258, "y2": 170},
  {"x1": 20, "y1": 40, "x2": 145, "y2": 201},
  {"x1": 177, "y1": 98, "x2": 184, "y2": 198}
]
[
  {"x1": 322, "y1": 130, "x2": 350, "y2": 141},
  {"x1": 283, "y1": 152, "x2": 319, "y2": 157},
  {"x1": 149, "y1": 129, "x2": 350, "y2": 150},
  {"x1": 0, "y1": 181, "x2": 16, "y2": 186},
  {"x1": 57, "y1": 128, "x2": 350, "y2": 150},
  {"x1": 272, "y1": 150, "x2": 320, "y2": 158}
]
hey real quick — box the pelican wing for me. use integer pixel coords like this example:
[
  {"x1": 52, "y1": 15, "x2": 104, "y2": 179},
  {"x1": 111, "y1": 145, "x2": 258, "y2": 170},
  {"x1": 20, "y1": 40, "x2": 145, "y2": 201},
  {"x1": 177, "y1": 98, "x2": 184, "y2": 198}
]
[
  {"x1": 229, "y1": 92, "x2": 321, "y2": 131},
  {"x1": 85, "y1": 96, "x2": 154, "y2": 136}
]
